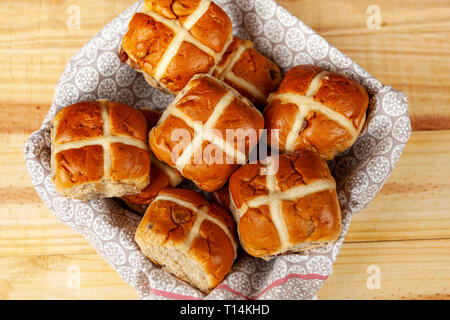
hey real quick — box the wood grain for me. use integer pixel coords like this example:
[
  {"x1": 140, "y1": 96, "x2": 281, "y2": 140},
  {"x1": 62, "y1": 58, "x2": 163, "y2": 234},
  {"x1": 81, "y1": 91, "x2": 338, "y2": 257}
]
[
  {"x1": 0, "y1": 0, "x2": 449, "y2": 300},
  {"x1": 0, "y1": 254, "x2": 138, "y2": 300},
  {"x1": 346, "y1": 130, "x2": 450, "y2": 242},
  {"x1": 1, "y1": 239, "x2": 448, "y2": 300},
  {"x1": 0, "y1": 1, "x2": 449, "y2": 133},
  {"x1": 319, "y1": 239, "x2": 450, "y2": 300},
  {"x1": 278, "y1": 0, "x2": 450, "y2": 130}
]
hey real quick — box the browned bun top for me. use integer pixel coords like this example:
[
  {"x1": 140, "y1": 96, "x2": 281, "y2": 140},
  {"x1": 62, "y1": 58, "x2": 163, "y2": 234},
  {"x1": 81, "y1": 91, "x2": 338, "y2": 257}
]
[
  {"x1": 146, "y1": 0, "x2": 231, "y2": 51},
  {"x1": 265, "y1": 64, "x2": 369, "y2": 160},
  {"x1": 149, "y1": 74, "x2": 264, "y2": 192},
  {"x1": 158, "y1": 187, "x2": 207, "y2": 208},
  {"x1": 278, "y1": 65, "x2": 369, "y2": 128},
  {"x1": 173, "y1": 74, "x2": 230, "y2": 123},
  {"x1": 108, "y1": 102, "x2": 149, "y2": 142},
  {"x1": 189, "y1": 2, "x2": 233, "y2": 52},
  {"x1": 161, "y1": 42, "x2": 215, "y2": 93},
  {"x1": 229, "y1": 161, "x2": 267, "y2": 211},
  {"x1": 54, "y1": 101, "x2": 104, "y2": 144},
  {"x1": 146, "y1": 0, "x2": 201, "y2": 20},
  {"x1": 136, "y1": 187, "x2": 237, "y2": 287},
  {"x1": 214, "y1": 36, "x2": 241, "y2": 70},
  {"x1": 53, "y1": 100, "x2": 149, "y2": 145},
  {"x1": 139, "y1": 188, "x2": 199, "y2": 245},
  {"x1": 314, "y1": 72, "x2": 369, "y2": 129},
  {"x1": 54, "y1": 145, "x2": 105, "y2": 187},
  {"x1": 229, "y1": 150, "x2": 341, "y2": 259},
  {"x1": 214, "y1": 37, "x2": 282, "y2": 108},
  {"x1": 121, "y1": 0, "x2": 233, "y2": 94},
  {"x1": 121, "y1": 13, "x2": 175, "y2": 77},
  {"x1": 275, "y1": 150, "x2": 334, "y2": 189},
  {"x1": 206, "y1": 200, "x2": 237, "y2": 238},
  {"x1": 52, "y1": 100, "x2": 150, "y2": 192},
  {"x1": 277, "y1": 65, "x2": 322, "y2": 95}
]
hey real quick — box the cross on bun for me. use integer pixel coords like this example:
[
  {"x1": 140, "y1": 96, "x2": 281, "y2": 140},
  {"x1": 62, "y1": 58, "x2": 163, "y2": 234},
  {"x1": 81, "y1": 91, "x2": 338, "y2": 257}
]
[
  {"x1": 264, "y1": 65, "x2": 369, "y2": 160},
  {"x1": 120, "y1": 0, "x2": 233, "y2": 95},
  {"x1": 135, "y1": 187, "x2": 238, "y2": 294},
  {"x1": 149, "y1": 74, "x2": 264, "y2": 192},
  {"x1": 121, "y1": 109, "x2": 183, "y2": 214},
  {"x1": 51, "y1": 100, "x2": 151, "y2": 200},
  {"x1": 213, "y1": 36, "x2": 282, "y2": 109},
  {"x1": 229, "y1": 150, "x2": 342, "y2": 260}
]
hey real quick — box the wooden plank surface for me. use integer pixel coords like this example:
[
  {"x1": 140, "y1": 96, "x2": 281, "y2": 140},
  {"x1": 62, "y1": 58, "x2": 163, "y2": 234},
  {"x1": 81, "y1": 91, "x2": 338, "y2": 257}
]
[
  {"x1": 0, "y1": 0, "x2": 449, "y2": 300},
  {"x1": 319, "y1": 239, "x2": 450, "y2": 300},
  {"x1": 0, "y1": 254, "x2": 138, "y2": 300}
]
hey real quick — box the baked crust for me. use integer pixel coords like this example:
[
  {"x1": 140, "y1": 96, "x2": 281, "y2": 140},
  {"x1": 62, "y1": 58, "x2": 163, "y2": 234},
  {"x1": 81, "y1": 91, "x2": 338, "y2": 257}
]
[
  {"x1": 135, "y1": 187, "x2": 238, "y2": 293},
  {"x1": 149, "y1": 74, "x2": 264, "y2": 192},
  {"x1": 229, "y1": 150, "x2": 342, "y2": 260},
  {"x1": 264, "y1": 65, "x2": 369, "y2": 160},
  {"x1": 120, "y1": 0, "x2": 233, "y2": 95},
  {"x1": 213, "y1": 37, "x2": 282, "y2": 109},
  {"x1": 51, "y1": 100, "x2": 151, "y2": 200}
]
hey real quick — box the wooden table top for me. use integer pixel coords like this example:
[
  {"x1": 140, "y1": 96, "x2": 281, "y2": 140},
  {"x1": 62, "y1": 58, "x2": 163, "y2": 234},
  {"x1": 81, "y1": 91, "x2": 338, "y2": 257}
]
[{"x1": 0, "y1": 0, "x2": 449, "y2": 300}]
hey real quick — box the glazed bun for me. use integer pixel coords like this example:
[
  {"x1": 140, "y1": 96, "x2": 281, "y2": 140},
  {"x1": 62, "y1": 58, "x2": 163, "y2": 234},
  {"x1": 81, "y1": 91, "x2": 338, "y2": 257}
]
[
  {"x1": 120, "y1": 0, "x2": 233, "y2": 95},
  {"x1": 51, "y1": 100, "x2": 151, "y2": 200},
  {"x1": 229, "y1": 150, "x2": 342, "y2": 260},
  {"x1": 264, "y1": 65, "x2": 369, "y2": 160},
  {"x1": 135, "y1": 187, "x2": 238, "y2": 294},
  {"x1": 149, "y1": 74, "x2": 264, "y2": 192},
  {"x1": 213, "y1": 36, "x2": 282, "y2": 109}
]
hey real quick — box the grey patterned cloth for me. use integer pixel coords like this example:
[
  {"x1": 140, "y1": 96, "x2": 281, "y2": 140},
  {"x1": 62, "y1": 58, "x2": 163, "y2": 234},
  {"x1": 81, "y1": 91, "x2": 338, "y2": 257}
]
[{"x1": 24, "y1": 0, "x2": 411, "y2": 300}]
